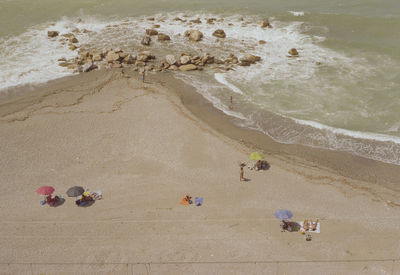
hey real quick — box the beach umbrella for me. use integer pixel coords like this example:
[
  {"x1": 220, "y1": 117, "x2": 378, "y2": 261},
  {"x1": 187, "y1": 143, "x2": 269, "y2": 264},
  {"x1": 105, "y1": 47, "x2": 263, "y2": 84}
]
[
  {"x1": 249, "y1": 152, "x2": 264, "y2": 160},
  {"x1": 66, "y1": 186, "x2": 85, "y2": 197},
  {"x1": 274, "y1": 209, "x2": 293, "y2": 220},
  {"x1": 35, "y1": 186, "x2": 55, "y2": 195}
]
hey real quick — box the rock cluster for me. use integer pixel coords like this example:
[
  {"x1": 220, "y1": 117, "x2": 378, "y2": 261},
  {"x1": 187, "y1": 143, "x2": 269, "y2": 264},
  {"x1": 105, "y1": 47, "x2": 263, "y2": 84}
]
[{"x1": 52, "y1": 20, "x2": 265, "y2": 76}]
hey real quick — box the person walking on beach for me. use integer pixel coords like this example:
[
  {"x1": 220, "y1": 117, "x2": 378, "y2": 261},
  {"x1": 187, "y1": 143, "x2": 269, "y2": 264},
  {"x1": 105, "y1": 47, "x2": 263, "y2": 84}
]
[
  {"x1": 240, "y1": 166, "x2": 244, "y2": 181},
  {"x1": 141, "y1": 70, "x2": 145, "y2": 83},
  {"x1": 229, "y1": 96, "x2": 233, "y2": 110}
]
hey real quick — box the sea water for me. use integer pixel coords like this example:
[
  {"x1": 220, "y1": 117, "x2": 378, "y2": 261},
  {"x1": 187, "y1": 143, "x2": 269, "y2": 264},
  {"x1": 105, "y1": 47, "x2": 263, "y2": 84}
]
[{"x1": 1, "y1": 0, "x2": 400, "y2": 164}]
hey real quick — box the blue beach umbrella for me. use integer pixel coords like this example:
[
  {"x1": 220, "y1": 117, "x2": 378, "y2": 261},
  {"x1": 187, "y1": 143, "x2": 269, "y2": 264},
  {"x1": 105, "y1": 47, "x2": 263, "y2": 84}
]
[{"x1": 274, "y1": 209, "x2": 293, "y2": 220}]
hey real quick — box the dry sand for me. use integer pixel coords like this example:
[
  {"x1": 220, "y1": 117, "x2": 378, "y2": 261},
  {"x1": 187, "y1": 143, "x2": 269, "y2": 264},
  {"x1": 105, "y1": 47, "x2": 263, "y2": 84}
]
[{"x1": 0, "y1": 69, "x2": 399, "y2": 275}]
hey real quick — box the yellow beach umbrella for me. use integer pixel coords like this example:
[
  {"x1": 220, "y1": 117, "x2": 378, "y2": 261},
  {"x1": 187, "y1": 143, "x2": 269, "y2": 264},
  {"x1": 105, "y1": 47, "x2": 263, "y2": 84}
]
[{"x1": 249, "y1": 152, "x2": 264, "y2": 160}]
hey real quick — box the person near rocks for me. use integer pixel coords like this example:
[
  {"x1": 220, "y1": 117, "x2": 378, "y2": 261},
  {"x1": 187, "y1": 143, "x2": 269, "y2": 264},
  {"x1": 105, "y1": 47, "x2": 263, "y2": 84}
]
[
  {"x1": 141, "y1": 70, "x2": 145, "y2": 83},
  {"x1": 240, "y1": 166, "x2": 244, "y2": 181}
]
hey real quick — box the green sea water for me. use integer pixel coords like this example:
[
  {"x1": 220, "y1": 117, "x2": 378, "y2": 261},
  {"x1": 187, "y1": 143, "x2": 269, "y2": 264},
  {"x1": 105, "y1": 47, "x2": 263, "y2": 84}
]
[{"x1": 1, "y1": 0, "x2": 400, "y2": 164}]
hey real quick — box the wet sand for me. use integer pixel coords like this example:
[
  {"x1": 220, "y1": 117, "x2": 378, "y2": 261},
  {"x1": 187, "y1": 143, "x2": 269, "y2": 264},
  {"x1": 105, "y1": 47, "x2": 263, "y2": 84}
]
[{"x1": 0, "y1": 69, "x2": 399, "y2": 274}]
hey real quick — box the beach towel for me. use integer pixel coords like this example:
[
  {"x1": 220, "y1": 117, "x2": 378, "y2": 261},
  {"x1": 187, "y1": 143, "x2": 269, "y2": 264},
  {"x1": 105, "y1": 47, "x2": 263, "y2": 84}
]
[
  {"x1": 299, "y1": 221, "x2": 320, "y2": 233},
  {"x1": 91, "y1": 191, "x2": 103, "y2": 200},
  {"x1": 180, "y1": 198, "x2": 189, "y2": 205},
  {"x1": 195, "y1": 197, "x2": 203, "y2": 206}
]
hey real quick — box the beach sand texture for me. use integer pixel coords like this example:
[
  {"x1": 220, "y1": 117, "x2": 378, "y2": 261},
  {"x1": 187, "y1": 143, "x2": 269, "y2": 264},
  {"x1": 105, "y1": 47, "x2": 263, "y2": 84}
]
[{"x1": 0, "y1": 70, "x2": 399, "y2": 274}]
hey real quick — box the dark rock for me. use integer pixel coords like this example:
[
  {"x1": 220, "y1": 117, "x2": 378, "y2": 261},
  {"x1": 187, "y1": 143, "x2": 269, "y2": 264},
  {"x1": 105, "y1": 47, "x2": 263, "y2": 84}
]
[
  {"x1": 47, "y1": 31, "x2": 59, "y2": 37},
  {"x1": 146, "y1": 29, "x2": 158, "y2": 36},
  {"x1": 288, "y1": 48, "x2": 299, "y2": 56},
  {"x1": 157, "y1": 33, "x2": 171, "y2": 41},
  {"x1": 212, "y1": 29, "x2": 226, "y2": 38}
]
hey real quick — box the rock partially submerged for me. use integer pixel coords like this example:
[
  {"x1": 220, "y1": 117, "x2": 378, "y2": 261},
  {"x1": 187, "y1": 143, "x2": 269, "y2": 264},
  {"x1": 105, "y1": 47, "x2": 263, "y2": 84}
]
[
  {"x1": 212, "y1": 29, "x2": 226, "y2": 38},
  {"x1": 260, "y1": 20, "x2": 272, "y2": 28},
  {"x1": 239, "y1": 54, "x2": 261, "y2": 66},
  {"x1": 47, "y1": 31, "x2": 59, "y2": 37},
  {"x1": 146, "y1": 29, "x2": 158, "y2": 36},
  {"x1": 157, "y1": 33, "x2": 171, "y2": 41},
  {"x1": 288, "y1": 48, "x2": 299, "y2": 56},
  {"x1": 141, "y1": 36, "x2": 151, "y2": 46},
  {"x1": 185, "y1": 30, "x2": 203, "y2": 42},
  {"x1": 189, "y1": 18, "x2": 202, "y2": 24}
]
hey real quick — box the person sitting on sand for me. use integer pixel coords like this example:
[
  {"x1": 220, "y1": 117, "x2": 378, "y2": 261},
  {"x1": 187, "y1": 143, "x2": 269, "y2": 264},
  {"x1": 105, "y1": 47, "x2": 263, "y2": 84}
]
[
  {"x1": 46, "y1": 195, "x2": 59, "y2": 206},
  {"x1": 303, "y1": 219, "x2": 310, "y2": 231},
  {"x1": 311, "y1": 219, "x2": 319, "y2": 231},
  {"x1": 185, "y1": 195, "x2": 193, "y2": 204}
]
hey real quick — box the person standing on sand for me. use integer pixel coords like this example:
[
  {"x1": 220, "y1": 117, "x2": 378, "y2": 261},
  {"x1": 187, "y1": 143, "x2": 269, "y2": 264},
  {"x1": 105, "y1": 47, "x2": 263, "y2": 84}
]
[
  {"x1": 141, "y1": 70, "x2": 145, "y2": 83},
  {"x1": 240, "y1": 166, "x2": 244, "y2": 181},
  {"x1": 229, "y1": 96, "x2": 233, "y2": 110}
]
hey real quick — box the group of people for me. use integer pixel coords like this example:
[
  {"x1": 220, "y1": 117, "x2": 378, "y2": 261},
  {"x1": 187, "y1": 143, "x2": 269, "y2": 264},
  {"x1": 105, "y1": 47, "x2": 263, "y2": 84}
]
[
  {"x1": 75, "y1": 191, "x2": 103, "y2": 207},
  {"x1": 41, "y1": 191, "x2": 103, "y2": 207},
  {"x1": 301, "y1": 219, "x2": 319, "y2": 232},
  {"x1": 239, "y1": 160, "x2": 270, "y2": 181},
  {"x1": 180, "y1": 195, "x2": 203, "y2": 206},
  {"x1": 42, "y1": 194, "x2": 62, "y2": 207}
]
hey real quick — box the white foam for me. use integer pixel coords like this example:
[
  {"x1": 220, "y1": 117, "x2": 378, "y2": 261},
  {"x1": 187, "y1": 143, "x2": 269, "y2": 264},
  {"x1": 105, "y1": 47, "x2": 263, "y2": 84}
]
[
  {"x1": 288, "y1": 11, "x2": 305, "y2": 17},
  {"x1": 214, "y1": 73, "x2": 243, "y2": 94},
  {"x1": 291, "y1": 117, "x2": 400, "y2": 144}
]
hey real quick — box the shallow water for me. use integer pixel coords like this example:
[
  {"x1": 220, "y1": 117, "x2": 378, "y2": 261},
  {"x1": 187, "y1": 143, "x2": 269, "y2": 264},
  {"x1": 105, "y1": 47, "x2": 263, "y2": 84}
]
[{"x1": 1, "y1": 0, "x2": 400, "y2": 165}]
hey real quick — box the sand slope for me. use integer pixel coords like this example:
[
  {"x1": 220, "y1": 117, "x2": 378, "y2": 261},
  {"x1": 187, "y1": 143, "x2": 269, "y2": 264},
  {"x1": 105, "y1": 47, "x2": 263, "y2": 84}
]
[{"x1": 0, "y1": 70, "x2": 399, "y2": 274}]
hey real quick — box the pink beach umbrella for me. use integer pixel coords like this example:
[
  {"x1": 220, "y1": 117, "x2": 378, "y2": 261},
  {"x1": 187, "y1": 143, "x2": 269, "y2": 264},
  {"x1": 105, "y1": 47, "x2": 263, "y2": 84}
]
[{"x1": 35, "y1": 186, "x2": 55, "y2": 195}]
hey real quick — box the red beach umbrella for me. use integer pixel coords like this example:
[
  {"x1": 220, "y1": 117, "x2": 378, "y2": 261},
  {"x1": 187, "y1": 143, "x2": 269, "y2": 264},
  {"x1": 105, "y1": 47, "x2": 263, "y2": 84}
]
[{"x1": 35, "y1": 186, "x2": 55, "y2": 195}]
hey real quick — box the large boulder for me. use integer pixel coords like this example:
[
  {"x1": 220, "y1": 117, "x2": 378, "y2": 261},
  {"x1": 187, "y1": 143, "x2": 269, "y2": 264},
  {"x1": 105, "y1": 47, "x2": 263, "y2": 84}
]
[
  {"x1": 141, "y1": 36, "x2": 151, "y2": 46},
  {"x1": 180, "y1": 55, "x2": 191, "y2": 65},
  {"x1": 47, "y1": 31, "x2": 59, "y2": 37},
  {"x1": 157, "y1": 33, "x2": 171, "y2": 41},
  {"x1": 186, "y1": 30, "x2": 203, "y2": 41},
  {"x1": 165, "y1": 55, "x2": 177, "y2": 65},
  {"x1": 239, "y1": 54, "x2": 261, "y2": 66},
  {"x1": 146, "y1": 29, "x2": 158, "y2": 36},
  {"x1": 288, "y1": 48, "x2": 299, "y2": 56},
  {"x1": 212, "y1": 29, "x2": 226, "y2": 38},
  {"x1": 179, "y1": 64, "x2": 197, "y2": 71},
  {"x1": 105, "y1": 51, "x2": 121, "y2": 63}
]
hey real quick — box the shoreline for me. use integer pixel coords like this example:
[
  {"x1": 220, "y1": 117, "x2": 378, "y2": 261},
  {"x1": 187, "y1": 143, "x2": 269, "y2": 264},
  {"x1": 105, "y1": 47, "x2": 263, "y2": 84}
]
[
  {"x1": 1, "y1": 69, "x2": 400, "y2": 199},
  {"x1": 1, "y1": 68, "x2": 400, "y2": 273},
  {"x1": 155, "y1": 72, "x2": 400, "y2": 193}
]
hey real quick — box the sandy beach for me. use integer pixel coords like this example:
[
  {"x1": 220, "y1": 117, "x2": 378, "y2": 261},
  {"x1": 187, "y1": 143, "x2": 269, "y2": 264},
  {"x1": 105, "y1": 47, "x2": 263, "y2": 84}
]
[{"x1": 0, "y1": 69, "x2": 399, "y2": 274}]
